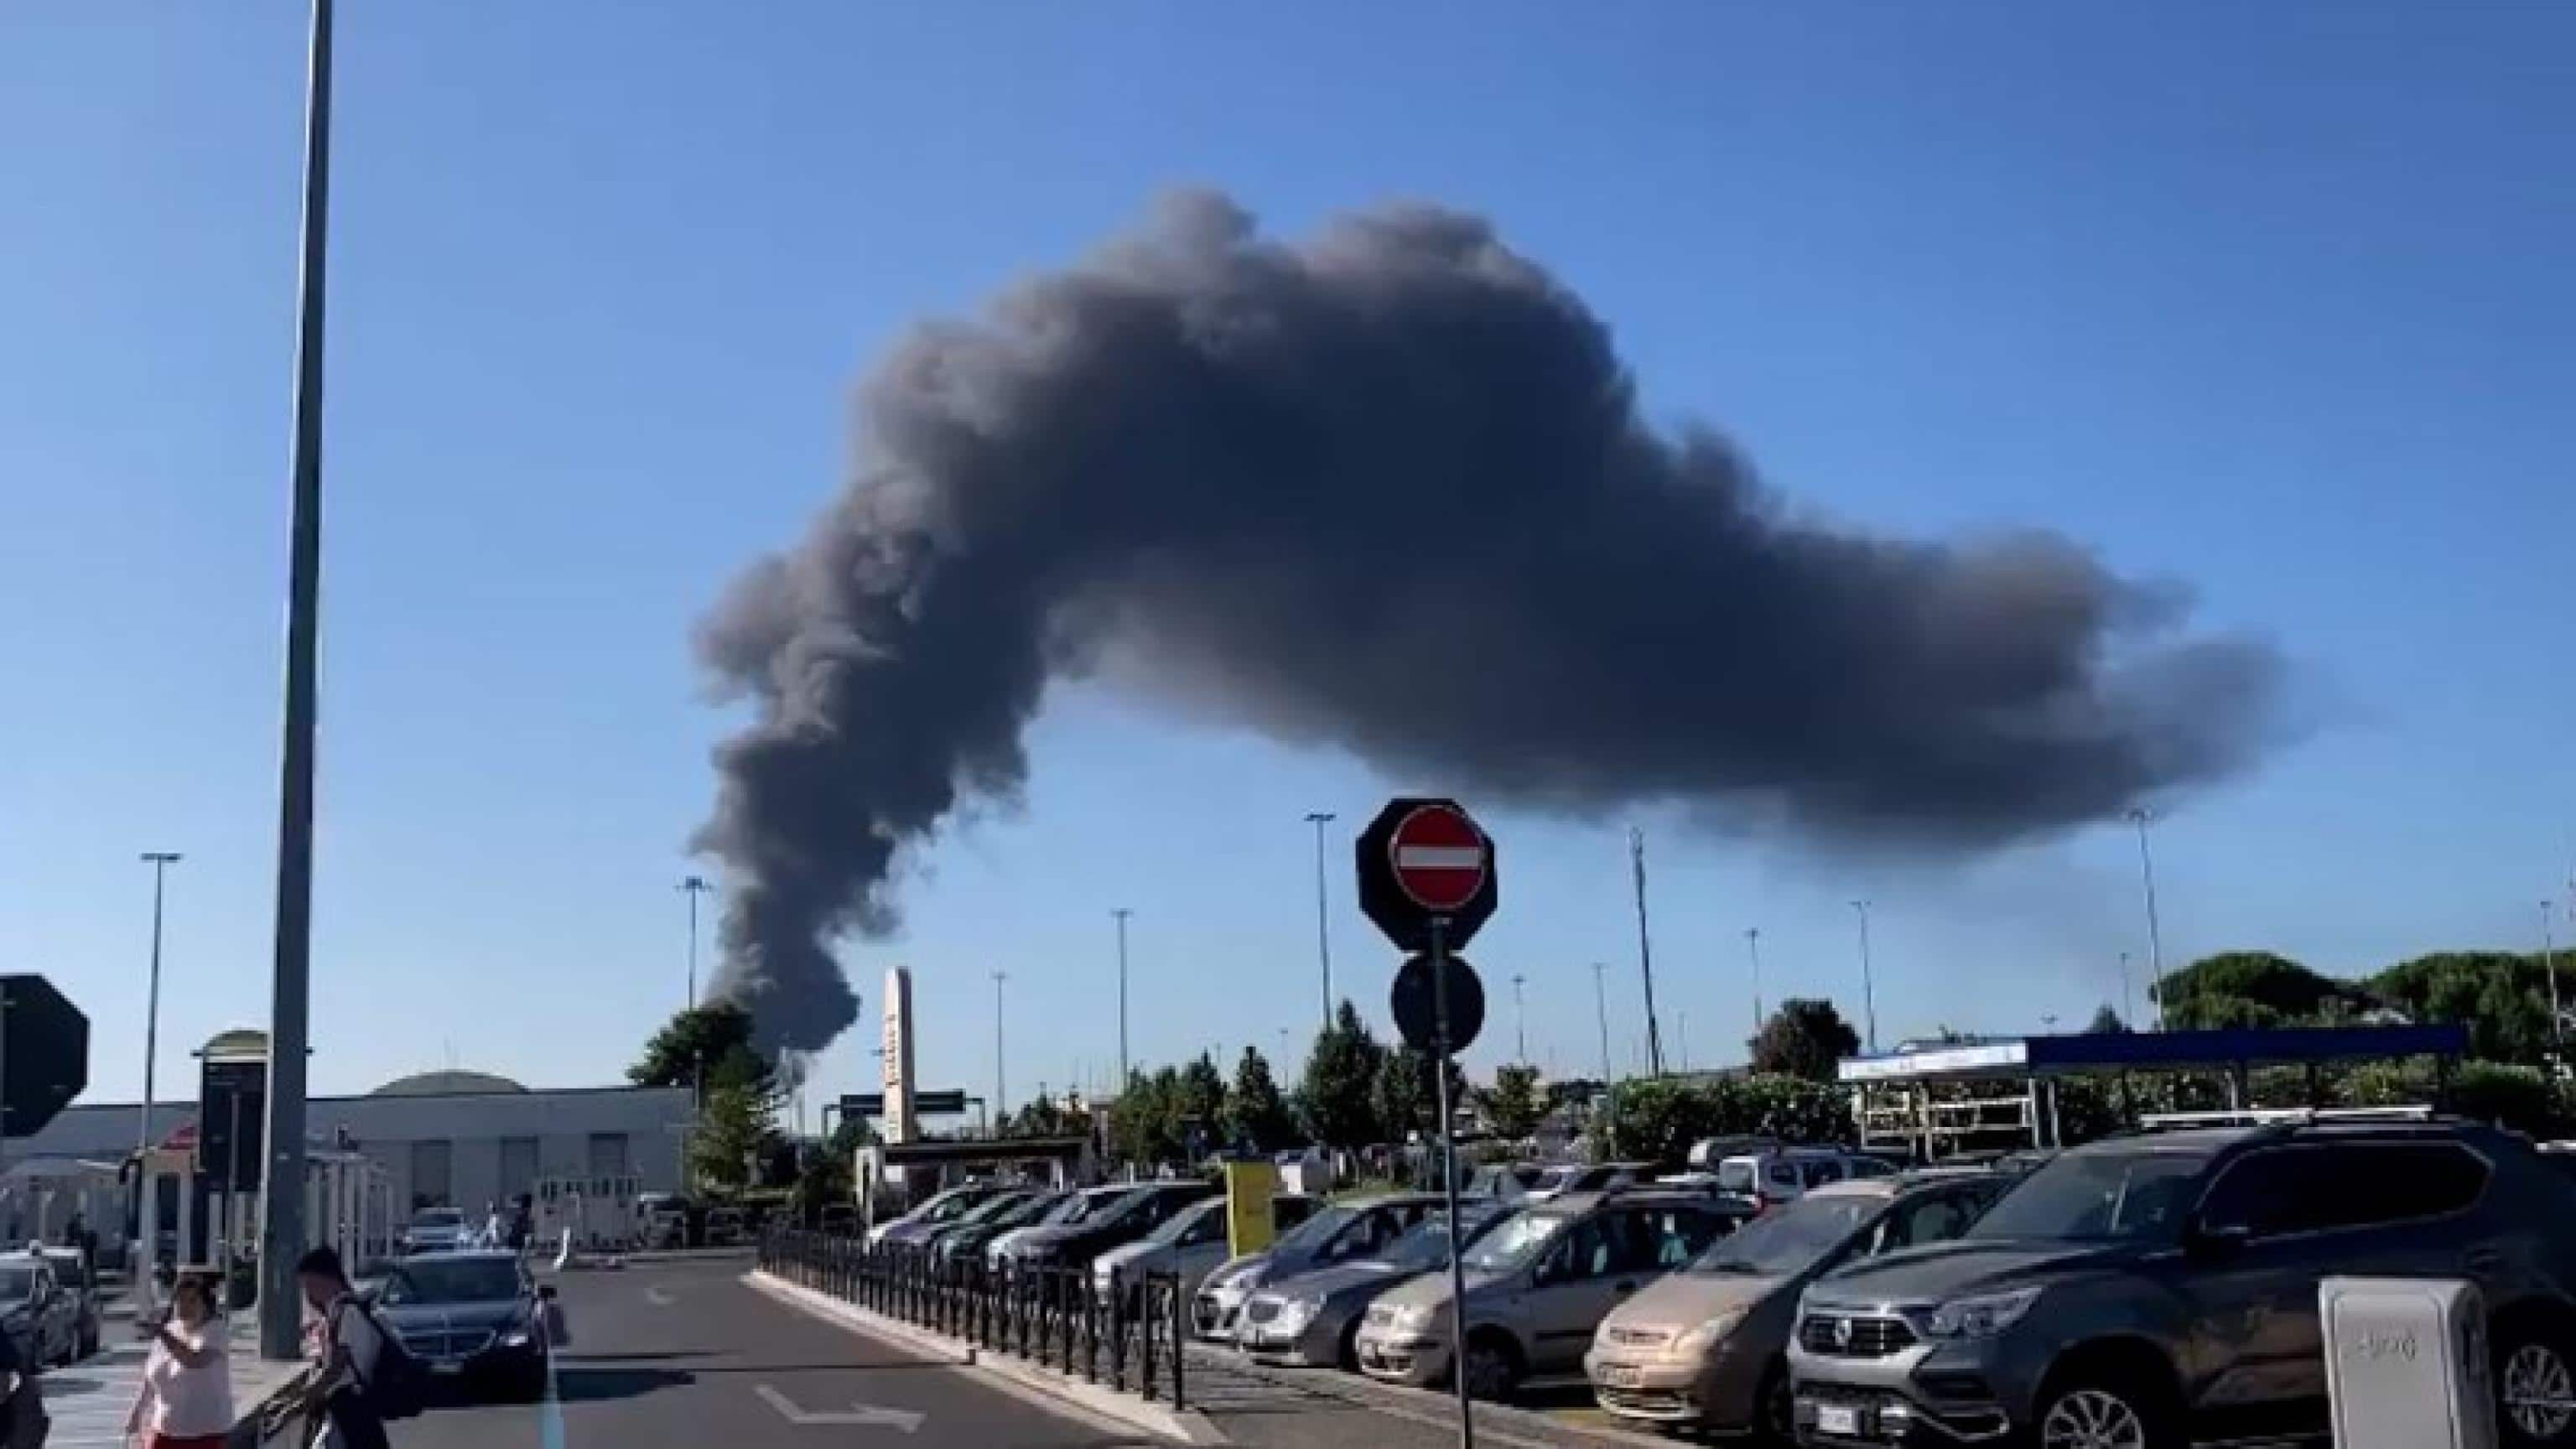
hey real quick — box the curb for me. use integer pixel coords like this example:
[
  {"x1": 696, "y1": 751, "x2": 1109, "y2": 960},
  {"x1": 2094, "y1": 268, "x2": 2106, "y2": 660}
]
[
  {"x1": 745, "y1": 1270, "x2": 1226, "y2": 1446},
  {"x1": 1184, "y1": 1344, "x2": 1685, "y2": 1449}
]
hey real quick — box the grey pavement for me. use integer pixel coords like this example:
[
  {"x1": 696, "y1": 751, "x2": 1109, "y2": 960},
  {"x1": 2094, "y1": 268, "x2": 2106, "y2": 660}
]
[{"x1": 397, "y1": 1252, "x2": 1160, "y2": 1449}]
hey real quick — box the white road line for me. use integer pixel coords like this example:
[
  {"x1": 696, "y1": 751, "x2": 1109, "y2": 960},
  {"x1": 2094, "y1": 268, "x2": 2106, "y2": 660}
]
[
  {"x1": 753, "y1": 1382, "x2": 926, "y2": 1432},
  {"x1": 644, "y1": 1285, "x2": 677, "y2": 1306}
]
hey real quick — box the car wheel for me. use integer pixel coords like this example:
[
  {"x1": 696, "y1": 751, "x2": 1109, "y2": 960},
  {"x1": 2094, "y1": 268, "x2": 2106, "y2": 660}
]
[
  {"x1": 2032, "y1": 1371, "x2": 2173, "y2": 1449},
  {"x1": 2498, "y1": 1325, "x2": 2576, "y2": 1447},
  {"x1": 1460, "y1": 1332, "x2": 1522, "y2": 1402},
  {"x1": 1753, "y1": 1358, "x2": 1793, "y2": 1445}
]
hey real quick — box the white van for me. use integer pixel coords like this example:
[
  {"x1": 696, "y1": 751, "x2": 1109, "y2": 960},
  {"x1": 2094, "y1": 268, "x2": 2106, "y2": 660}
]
[{"x1": 1714, "y1": 1147, "x2": 1894, "y2": 1210}]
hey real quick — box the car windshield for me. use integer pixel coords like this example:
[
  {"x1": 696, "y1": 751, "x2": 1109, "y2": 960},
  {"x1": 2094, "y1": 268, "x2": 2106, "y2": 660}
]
[
  {"x1": 1692, "y1": 1195, "x2": 1877, "y2": 1275},
  {"x1": 1382, "y1": 1203, "x2": 1514, "y2": 1270},
  {"x1": 995, "y1": 1194, "x2": 1066, "y2": 1228},
  {"x1": 1054, "y1": 1190, "x2": 1126, "y2": 1226},
  {"x1": 411, "y1": 1209, "x2": 464, "y2": 1228},
  {"x1": 1145, "y1": 1197, "x2": 1223, "y2": 1245},
  {"x1": 1460, "y1": 1208, "x2": 1572, "y2": 1273},
  {"x1": 1716, "y1": 1161, "x2": 1759, "y2": 1193},
  {"x1": 1966, "y1": 1150, "x2": 2209, "y2": 1244},
  {"x1": 921, "y1": 1189, "x2": 986, "y2": 1223},
  {"x1": 954, "y1": 1192, "x2": 1030, "y2": 1227},
  {"x1": 387, "y1": 1258, "x2": 522, "y2": 1304},
  {"x1": 1270, "y1": 1204, "x2": 1358, "y2": 1255},
  {"x1": 0, "y1": 1269, "x2": 34, "y2": 1303}
]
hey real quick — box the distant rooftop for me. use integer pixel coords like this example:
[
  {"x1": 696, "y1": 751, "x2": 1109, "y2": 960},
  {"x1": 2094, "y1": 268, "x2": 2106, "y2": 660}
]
[{"x1": 369, "y1": 1070, "x2": 528, "y2": 1097}]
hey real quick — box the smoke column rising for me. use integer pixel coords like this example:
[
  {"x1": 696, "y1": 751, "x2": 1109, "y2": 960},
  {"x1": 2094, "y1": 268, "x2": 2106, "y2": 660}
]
[{"x1": 693, "y1": 192, "x2": 2284, "y2": 1052}]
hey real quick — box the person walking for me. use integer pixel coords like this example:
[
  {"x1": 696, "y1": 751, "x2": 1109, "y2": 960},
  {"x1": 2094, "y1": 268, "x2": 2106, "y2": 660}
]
[
  {"x1": 123, "y1": 1271, "x2": 232, "y2": 1449},
  {"x1": 293, "y1": 1249, "x2": 389, "y2": 1449}
]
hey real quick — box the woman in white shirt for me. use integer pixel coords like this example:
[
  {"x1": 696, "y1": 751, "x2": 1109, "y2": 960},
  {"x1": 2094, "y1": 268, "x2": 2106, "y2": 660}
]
[{"x1": 123, "y1": 1272, "x2": 234, "y2": 1449}]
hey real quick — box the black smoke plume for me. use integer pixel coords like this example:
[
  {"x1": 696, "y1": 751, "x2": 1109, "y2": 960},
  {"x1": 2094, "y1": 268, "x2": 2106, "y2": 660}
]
[{"x1": 694, "y1": 192, "x2": 2283, "y2": 1052}]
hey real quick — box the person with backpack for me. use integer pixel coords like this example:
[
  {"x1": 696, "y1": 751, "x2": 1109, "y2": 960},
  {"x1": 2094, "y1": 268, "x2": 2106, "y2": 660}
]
[{"x1": 293, "y1": 1248, "x2": 418, "y2": 1449}]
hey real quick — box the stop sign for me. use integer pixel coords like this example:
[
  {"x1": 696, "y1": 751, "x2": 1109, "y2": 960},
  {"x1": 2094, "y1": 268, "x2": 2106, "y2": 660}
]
[{"x1": 1355, "y1": 797, "x2": 1498, "y2": 953}]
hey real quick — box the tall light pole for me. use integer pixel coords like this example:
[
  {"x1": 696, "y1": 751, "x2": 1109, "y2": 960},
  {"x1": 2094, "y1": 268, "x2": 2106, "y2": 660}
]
[
  {"x1": 2117, "y1": 950, "x2": 2135, "y2": 1029},
  {"x1": 1850, "y1": 900, "x2": 1879, "y2": 1054},
  {"x1": 678, "y1": 875, "x2": 713, "y2": 1007},
  {"x1": 2127, "y1": 808, "x2": 2167, "y2": 1030},
  {"x1": 1305, "y1": 812, "x2": 1336, "y2": 1027},
  {"x1": 1630, "y1": 828, "x2": 1665, "y2": 1076},
  {"x1": 1511, "y1": 974, "x2": 1528, "y2": 1063},
  {"x1": 1745, "y1": 927, "x2": 1765, "y2": 1035},
  {"x1": 1676, "y1": 1011, "x2": 1690, "y2": 1072},
  {"x1": 260, "y1": 0, "x2": 334, "y2": 1362},
  {"x1": 2544, "y1": 901, "x2": 2564, "y2": 1061},
  {"x1": 993, "y1": 971, "x2": 1009, "y2": 1126},
  {"x1": 138, "y1": 853, "x2": 183, "y2": 1166},
  {"x1": 1591, "y1": 963, "x2": 1613, "y2": 1083},
  {"x1": 1111, "y1": 908, "x2": 1133, "y2": 1091}
]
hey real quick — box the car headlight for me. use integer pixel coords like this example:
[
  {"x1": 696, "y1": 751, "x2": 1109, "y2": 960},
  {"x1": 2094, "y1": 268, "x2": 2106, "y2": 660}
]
[
  {"x1": 499, "y1": 1328, "x2": 532, "y2": 1348},
  {"x1": 1910, "y1": 1287, "x2": 2043, "y2": 1341},
  {"x1": 1271, "y1": 1298, "x2": 1318, "y2": 1335},
  {"x1": 1389, "y1": 1302, "x2": 1437, "y2": 1333},
  {"x1": 1670, "y1": 1306, "x2": 1752, "y2": 1357}
]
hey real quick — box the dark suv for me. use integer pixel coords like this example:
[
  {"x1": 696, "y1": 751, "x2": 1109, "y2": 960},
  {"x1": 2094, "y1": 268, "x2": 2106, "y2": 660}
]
[{"x1": 1790, "y1": 1116, "x2": 2576, "y2": 1448}]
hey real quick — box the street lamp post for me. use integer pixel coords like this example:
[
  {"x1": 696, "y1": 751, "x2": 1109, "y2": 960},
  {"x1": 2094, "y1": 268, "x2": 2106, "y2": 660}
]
[
  {"x1": 1745, "y1": 927, "x2": 1765, "y2": 1034},
  {"x1": 259, "y1": 0, "x2": 334, "y2": 1362},
  {"x1": 1511, "y1": 974, "x2": 1527, "y2": 1063},
  {"x1": 2127, "y1": 808, "x2": 2167, "y2": 1030},
  {"x1": 1305, "y1": 813, "x2": 1336, "y2": 1027},
  {"x1": 1112, "y1": 908, "x2": 1133, "y2": 1090},
  {"x1": 1850, "y1": 900, "x2": 1879, "y2": 1054},
  {"x1": 2544, "y1": 901, "x2": 2564, "y2": 1061},
  {"x1": 993, "y1": 971, "x2": 1008, "y2": 1127},
  {"x1": 1629, "y1": 828, "x2": 1665, "y2": 1076},
  {"x1": 678, "y1": 876, "x2": 713, "y2": 1007},
  {"x1": 138, "y1": 853, "x2": 183, "y2": 1165},
  {"x1": 2117, "y1": 950, "x2": 2135, "y2": 1030}
]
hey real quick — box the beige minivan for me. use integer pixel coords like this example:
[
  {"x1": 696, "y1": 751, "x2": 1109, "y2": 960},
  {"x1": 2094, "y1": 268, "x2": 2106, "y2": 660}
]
[
  {"x1": 1583, "y1": 1171, "x2": 2002, "y2": 1439},
  {"x1": 1353, "y1": 1190, "x2": 1739, "y2": 1399}
]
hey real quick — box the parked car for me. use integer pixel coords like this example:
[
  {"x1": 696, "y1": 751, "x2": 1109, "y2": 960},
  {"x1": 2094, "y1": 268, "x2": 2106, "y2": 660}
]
[
  {"x1": 33, "y1": 1246, "x2": 99, "y2": 1359},
  {"x1": 936, "y1": 1191, "x2": 1063, "y2": 1265},
  {"x1": 986, "y1": 1189, "x2": 1118, "y2": 1270},
  {"x1": 377, "y1": 1250, "x2": 558, "y2": 1401},
  {"x1": 994, "y1": 1182, "x2": 1222, "y2": 1270},
  {"x1": 639, "y1": 1193, "x2": 691, "y2": 1249},
  {"x1": 1463, "y1": 1165, "x2": 1547, "y2": 1201},
  {"x1": 1237, "y1": 1197, "x2": 1522, "y2": 1368},
  {"x1": 1715, "y1": 1147, "x2": 1895, "y2": 1212},
  {"x1": 870, "y1": 1182, "x2": 1012, "y2": 1246},
  {"x1": 1586, "y1": 1171, "x2": 2005, "y2": 1439},
  {"x1": 702, "y1": 1206, "x2": 746, "y2": 1247},
  {"x1": 398, "y1": 1206, "x2": 474, "y2": 1255},
  {"x1": 1354, "y1": 1190, "x2": 1739, "y2": 1399},
  {"x1": 1096, "y1": 1194, "x2": 1317, "y2": 1309},
  {"x1": 1195, "y1": 1192, "x2": 1441, "y2": 1340},
  {"x1": 0, "y1": 1254, "x2": 80, "y2": 1367},
  {"x1": 1790, "y1": 1116, "x2": 2576, "y2": 1449},
  {"x1": 1526, "y1": 1162, "x2": 1658, "y2": 1202}
]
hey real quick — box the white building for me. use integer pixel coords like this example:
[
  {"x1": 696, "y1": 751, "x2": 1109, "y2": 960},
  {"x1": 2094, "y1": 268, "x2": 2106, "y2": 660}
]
[{"x1": 16, "y1": 1065, "x2": 693, "y2": 1219}]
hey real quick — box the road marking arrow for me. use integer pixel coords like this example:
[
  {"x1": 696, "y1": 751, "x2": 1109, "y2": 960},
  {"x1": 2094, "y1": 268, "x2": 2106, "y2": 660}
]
[
  {"x1": 755, "y1": 1383, "x2": 926, "y2": 1433},
  {"x1": 644, "y1": 1285, "x2": 676, "y2": 1306}
]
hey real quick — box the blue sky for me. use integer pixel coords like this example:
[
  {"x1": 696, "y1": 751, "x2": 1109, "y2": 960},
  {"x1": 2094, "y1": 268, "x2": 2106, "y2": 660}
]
[{"x1": 6, "y1": 3, "x2": 2574, "y2": 1121}]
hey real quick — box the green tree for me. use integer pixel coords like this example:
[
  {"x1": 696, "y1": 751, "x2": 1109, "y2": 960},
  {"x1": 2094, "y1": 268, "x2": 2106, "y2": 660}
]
[
  {"x1": 2370, "y1": 953, "x2": 2558, "y2": 1065},
  {"x1": 1374, "y1": 1048, "x2": 1467, "y2": 1140},
  {"x1": 1005, "y1": 1094, "x2": 1077, "y2": 1138},
  {"x1": 1223, "y1": 1047, "x2": 1298, "y2": 1152},
  {"x1": 1112, "y1": 1067, "x2": 1190, "y2": 1166},
  {"x1": 792, "y1": 1145, "x2": 853, "y2": 1223},
  {"x1": 632, "y1": 1003, "x2": 774, "y2": 1094},
  {"x1": 1480, "y1": 1063, "x2": 1546, "y2": 1140},
  {"x1": 2155, "y1": 951, "x2": 2373, "y2": 1030},
  {"x1": 1748, "y1": 999, "x2": 1861, "y2": 1082},
  {"x1": 2085, "y1": 1005, "x2": 2130, "y2": 1035},
  {"x1": 1297, "y1": 1001, "x2": 1388, "y2": 1149},
  {"x1": 692, "y1": 1083, "x2": 771, "y2": 1190},
  {"x1": 1597, "y1": 1074, "x2": 1854, "y2": 1163},
  {"x1": 1177, "y1": 1054, "x2": 1228, "y2": 1155}
]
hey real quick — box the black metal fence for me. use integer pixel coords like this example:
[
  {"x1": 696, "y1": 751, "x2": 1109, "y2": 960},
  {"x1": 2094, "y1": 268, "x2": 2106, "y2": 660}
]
[{"x1": 759, "y1": 1229, "x2": 1190, "y2": 1410}]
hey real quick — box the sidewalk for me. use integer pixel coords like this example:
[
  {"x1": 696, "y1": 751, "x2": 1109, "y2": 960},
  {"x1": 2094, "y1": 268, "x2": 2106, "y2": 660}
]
[{"x1": 39, "y1": 1314, "x2": 304, "y2": 1449}]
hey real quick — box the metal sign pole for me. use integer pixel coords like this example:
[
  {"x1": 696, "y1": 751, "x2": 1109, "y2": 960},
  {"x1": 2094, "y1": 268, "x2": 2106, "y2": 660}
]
[{"x1": 1430, "y1": 915, "x2": 1475, "y2": 1449}]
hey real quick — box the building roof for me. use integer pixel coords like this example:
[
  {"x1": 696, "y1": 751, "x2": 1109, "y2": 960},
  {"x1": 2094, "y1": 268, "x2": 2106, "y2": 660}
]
[
  {"x1": 1839, "y1": 1023, "x2": 2470, "y2": 1084},
  {"x1": 371, "y1": 1070, "x2": 528, "y2": 1097}
]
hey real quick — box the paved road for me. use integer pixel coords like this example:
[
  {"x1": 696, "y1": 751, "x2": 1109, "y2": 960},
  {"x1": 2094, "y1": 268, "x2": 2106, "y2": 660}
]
[{"x1": 398, "y1": 1253, "x2": 1157, "y2": 1449}]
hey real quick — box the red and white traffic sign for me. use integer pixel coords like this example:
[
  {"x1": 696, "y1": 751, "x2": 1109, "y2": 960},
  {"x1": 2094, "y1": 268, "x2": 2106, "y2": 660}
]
[{"x1": 1388, "y1": 802, "x2": 1490, "y2": 912}]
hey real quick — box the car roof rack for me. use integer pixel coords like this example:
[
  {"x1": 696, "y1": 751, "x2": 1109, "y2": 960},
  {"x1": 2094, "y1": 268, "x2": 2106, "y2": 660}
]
[{"x1": 2136, "y1": 1105, "x2": 2438, "y2": 1132}]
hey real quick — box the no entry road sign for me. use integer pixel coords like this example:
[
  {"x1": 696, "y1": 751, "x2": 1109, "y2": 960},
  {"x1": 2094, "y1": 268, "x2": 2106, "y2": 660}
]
[{"x1": 1356, "y1": 797, "x2": 1498, "y2": 952}]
